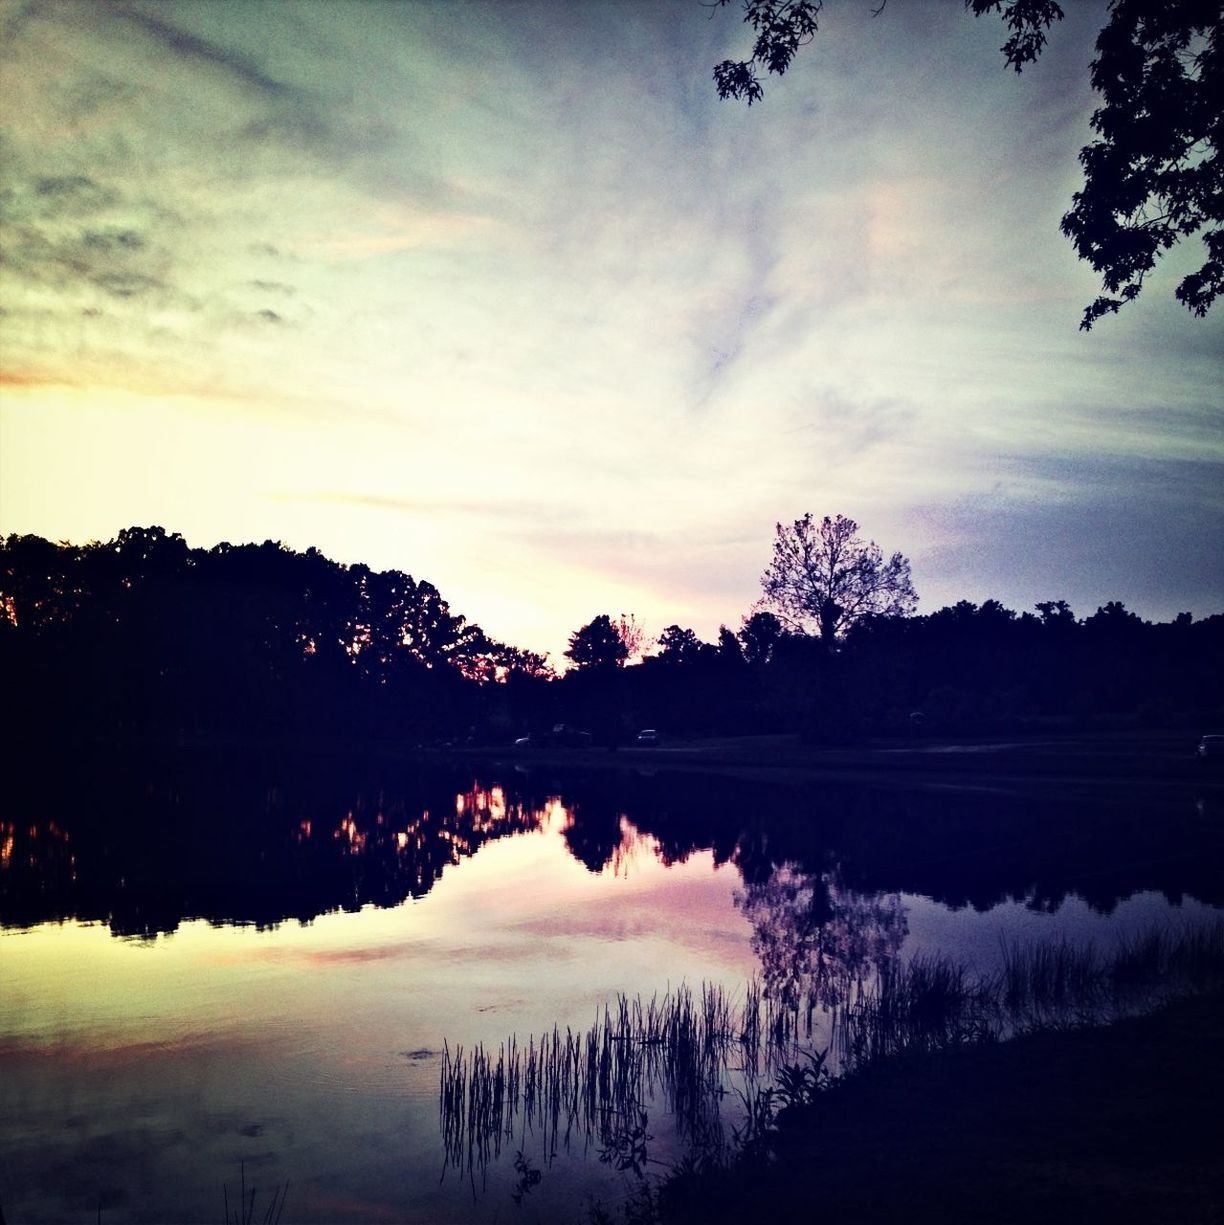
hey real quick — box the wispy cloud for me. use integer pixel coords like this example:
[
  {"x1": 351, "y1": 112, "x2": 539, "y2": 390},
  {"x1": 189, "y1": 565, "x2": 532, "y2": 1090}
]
[
  {"x1": 111, "y1": 4, "x2": 294, "y2": 100},
  {"x1": 279, "y1": 491, "x2": 560, "y2": 525},
  {"x1": 2, "y1": 0, "x2": 1220, "y2": 654}
]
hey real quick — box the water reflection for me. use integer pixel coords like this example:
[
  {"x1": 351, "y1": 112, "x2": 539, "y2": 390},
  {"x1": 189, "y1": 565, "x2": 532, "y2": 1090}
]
[
  {"x1": 438, "y1": 866, "x2": 912, "y2": 1183},
  {"x1": 438, "y1": 889, "x2": 1224, "y2": 1192},
  {"x1": 3, "y1": 747, "x2": 1223, "y2": 1223},
  {"x1": 439, "y1": 985, "x2": 751, "y2": 1183},
  {"x1": 3, "y1": 751, "x2": 1222, "y2": 939},
  {"x1": 0, "y1": 759, "x2": 551, "y2": 936},
  {"x1": 736, "y1": 865, "x2": 908, "y2": 1016}
]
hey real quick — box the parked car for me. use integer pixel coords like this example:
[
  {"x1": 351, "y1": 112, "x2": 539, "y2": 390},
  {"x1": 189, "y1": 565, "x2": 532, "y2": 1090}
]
[
  {"x1": 1197, "y1": 734, "x2": 1223, "y2": 759},
  {"x1": 635, "y1": 728, "x2": 659, "y2": 746}
]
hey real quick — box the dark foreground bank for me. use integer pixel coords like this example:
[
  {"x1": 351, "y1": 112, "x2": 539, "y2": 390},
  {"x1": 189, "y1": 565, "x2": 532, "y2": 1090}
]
[{"x1": 643, "y1": 991, "x2": 1224, "y2": 1225}]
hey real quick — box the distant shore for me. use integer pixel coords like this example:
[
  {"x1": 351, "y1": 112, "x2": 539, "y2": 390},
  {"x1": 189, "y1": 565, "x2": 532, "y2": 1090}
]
[
  {"x1": 442, "y1": 728, "x2": 1224, "y2": 796},
  {"x1": 30, "y1": 726, "x2": 1224, "y2": 797}
]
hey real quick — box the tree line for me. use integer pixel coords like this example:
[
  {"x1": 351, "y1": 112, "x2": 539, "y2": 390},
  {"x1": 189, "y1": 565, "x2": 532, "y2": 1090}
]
[
  {"x1": 559, "y1": 514, "x2": 1222, "y2": 742},
  {"x1": 2, "y1": 520, "x2": 1221, "y2": 747},
  {"x1": 0, "y1": 525, "x2": 546, "y2": 745}
]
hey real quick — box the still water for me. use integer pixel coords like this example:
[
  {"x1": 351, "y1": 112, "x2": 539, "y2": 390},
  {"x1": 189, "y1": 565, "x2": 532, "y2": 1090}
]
[{"x1": 2, "y1": 752, "x2": 1221, "y2": 1222}]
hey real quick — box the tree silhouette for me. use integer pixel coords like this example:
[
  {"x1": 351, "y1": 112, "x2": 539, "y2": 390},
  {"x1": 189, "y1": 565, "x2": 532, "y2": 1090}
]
[
  {"x1": 739, "y1": 609, "x2": 787, "y2": 665},
  {"x1": 711, "y1": 0, "x2": 1223, "y2": 326},
  {"x1": 613, "y1": 613, "x2": 651, "y2": 663},
  {"x1": 657, "y1": 624, "x2": 711, "y2": 665},
  {"x1": 760, "y1": 513, "x2": 916, "y2": 645},
  {"x1": 565, "y1": 614, "x2": 630, "y2": 671},
  {"x1": 4, "y1": 528, "x2": 1221, "y2": 745},
  {"x1": 0, "y1": 528, "x2": 509, "y2": 744}
]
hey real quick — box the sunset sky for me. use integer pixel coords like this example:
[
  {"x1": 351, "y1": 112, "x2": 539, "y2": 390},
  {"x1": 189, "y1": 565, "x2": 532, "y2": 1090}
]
[{"x1": 2, "y1": 0, "x2": 1221, "y2": 661}]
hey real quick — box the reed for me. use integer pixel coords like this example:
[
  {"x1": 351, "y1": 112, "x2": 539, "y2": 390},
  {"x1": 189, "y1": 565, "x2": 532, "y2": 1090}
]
[
  {"x1": 999, "y1": 935, "x2": 1103, "y2": 1020},
  {"x1": 836, "y1": 919, "x2": 1224, "y2": 1078},
  {"x1": 835, "y1": 953, "x2": 997, "y2": 1070},
  {"x1": 438, "y1": 981, "x2": 804, "y2": 1177},
  {"x1": 222, "y1": 1163, "x2": 287, "y2": 1225},
  {"x1": 440, "y1": 919, "x2": 1224, "y2": 1183},
  {"x1": 1110, "y1": 917, "x2": 1224, "y2": 997}
]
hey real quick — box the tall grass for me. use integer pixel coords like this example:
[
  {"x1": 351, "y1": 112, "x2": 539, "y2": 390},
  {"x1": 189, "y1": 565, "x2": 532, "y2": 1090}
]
[
  {"x1": 440, "y1": 919, "x2": 1224, "y2": 1179},
  {"x1": 838, "y1": 917, "x2": 1224, "y2": 1074},
  {"x1": 835, "y1": 953, "x2": 996, "y2": 1070},
  {"x1": 222, "y1": 1163, "x2": 287, "y2": 1225},
  {"x1": 438, "y1": 981, "x2": 813, "y2": 1177},
  {"x1": 999, "y1": 936, "x2": 1103, "y2": 1019},
  {"x1": 996, "y1": 917, "x2": 1224, "y2": 1031}
]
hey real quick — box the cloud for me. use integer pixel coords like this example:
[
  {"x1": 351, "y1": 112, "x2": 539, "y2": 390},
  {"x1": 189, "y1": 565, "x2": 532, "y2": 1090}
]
[
  {"x1": 281, "y1": 490, "x2": 557, "y2": 522},
  {"x1": 29, "y1": 174, "x2": 116, "y2": 211},
  {"x1": 0, "y1": 368, "x2": 65, "y2": 388},
  {"x1": 110, "y1": 4, "x2": 294, "y2": 101},
  {"x1": 2, "y1": 0, "x2": 1220, "y2": 659},
  {"x1": 92, "y1": 270, "x2": 163, "y2": 298}
]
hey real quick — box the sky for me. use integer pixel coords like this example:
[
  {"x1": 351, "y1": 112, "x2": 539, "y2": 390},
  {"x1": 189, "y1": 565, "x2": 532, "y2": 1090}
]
[{"x1": 1, "y1": 0, "x2": 1221, "y2": 662}]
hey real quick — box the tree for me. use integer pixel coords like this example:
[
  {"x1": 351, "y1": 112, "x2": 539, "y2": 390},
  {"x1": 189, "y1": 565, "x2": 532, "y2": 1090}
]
[
  {"x1": 734, "y1": 862, "x2": 908, "y2": 1011},
  {"x1": 657, "y1": 624, "x2": 712, "y2": 665},
  {"x1": 564, "y1": 614, "x2": 630, "y2": 671},
  {"x1": 711, "y1": 0, "x2": 1223, "y2": 327},
  {"x1": 739, "y1": 609, "x2": 786, "y2": 665},
  {"x1": 760, "y1": 513, "x2": 916, "y2": 644},
  {"x1": 1035, "y1": 598, "x2": 1076, "y2": 626},
  {"x1": 613, "y1": 612, "x2": 651, "y2": 663},
  {"x1": 716, "y1": 624, "x2": 745, "y2": 664},
  {"x1": 491, "y1": 644, "x2": 555, "y2": 680}
]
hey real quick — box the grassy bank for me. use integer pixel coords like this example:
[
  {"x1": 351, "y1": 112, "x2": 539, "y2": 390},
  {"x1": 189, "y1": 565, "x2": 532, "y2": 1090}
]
[
  {"x1": 648, "y1": 989, "x2": 1224, "y2": 1224},
  {"x1": 439, "y1": 921, "x2": 1224, "y2": 1223},
  {"x1": 623, "y1": 922, "x2": 1224, "y2": 1225}
]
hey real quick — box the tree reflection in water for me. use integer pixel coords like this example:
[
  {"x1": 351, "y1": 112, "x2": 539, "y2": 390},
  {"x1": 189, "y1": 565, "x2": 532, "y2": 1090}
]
[
  {"x1": 438, "y1": 863, "x2": 911, "y2": 1181},
  {"x1": 5, "y1": 752, "x2": 1223, "y2": 937},
  {"x1": 6, "y1": 750, "x2": 1222, "y2": 1208},
  {"x1": 735, "y1": 863, "x2": 908, "y2": 1025}
]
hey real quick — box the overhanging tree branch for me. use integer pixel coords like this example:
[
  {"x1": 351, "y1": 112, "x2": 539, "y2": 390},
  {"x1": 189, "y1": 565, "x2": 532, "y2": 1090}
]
[{"x1": 710, "y1": 0, "x2": 1224, "y2": 327}]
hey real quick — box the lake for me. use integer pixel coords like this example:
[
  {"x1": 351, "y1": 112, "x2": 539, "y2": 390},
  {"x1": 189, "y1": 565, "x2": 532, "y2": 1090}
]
[{"x1": 2, "y1": 747, "x2": 1221, "y2": 1222}]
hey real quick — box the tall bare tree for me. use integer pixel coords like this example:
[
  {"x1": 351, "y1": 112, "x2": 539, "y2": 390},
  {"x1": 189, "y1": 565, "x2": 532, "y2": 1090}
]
[{"x1": 760, "y1": 513, "x2": 916, "y2": 644}]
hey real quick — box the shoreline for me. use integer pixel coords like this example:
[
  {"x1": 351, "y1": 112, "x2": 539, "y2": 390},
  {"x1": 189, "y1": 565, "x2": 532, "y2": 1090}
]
[
  {"x1": 24, "y1": 727, "x2": 1224, "y2": 798},
  {"x1": 446, "y1": 729, "x2": 1224, "y2": 797},
  {"x1": 649, "y1": 989, "x2": 1224, "y2": 1225}
]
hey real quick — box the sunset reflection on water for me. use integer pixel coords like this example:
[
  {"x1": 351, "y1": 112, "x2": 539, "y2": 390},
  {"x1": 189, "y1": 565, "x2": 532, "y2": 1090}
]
[{"x1": 2, "y1": 765, "x2": 1222, "y2": 1222}]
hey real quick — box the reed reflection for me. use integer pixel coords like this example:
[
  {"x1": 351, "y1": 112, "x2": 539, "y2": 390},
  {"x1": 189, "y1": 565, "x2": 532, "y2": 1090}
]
[
  {"x1": 438, "y1": 864, "x2": 914, "y2": 1182},
  {"x1": 437, "y1": 978, "x2": 832, "y2": 1192}
]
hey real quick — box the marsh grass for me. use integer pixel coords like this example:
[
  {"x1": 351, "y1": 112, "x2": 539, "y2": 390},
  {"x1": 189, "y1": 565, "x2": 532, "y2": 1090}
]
[
  {"x1": 438, "y1": 982, "x2": 810, "y2": 1178},
  {"x1": 835, "y1": 953, "x2": 995, "y2": 1071},
  {"x1": 1113, "y1": 917, "x2": 1224, "y2": 997},
  {"x1": 440, "y1": 919, "x2": 1224, "y2": 1182},
  {"x1": 222, "y1": 1162, "x2": 287, "y2": 1225},
  {"x1": 837, "y1": 918, "x2": 1224, "y2": 1077},
  {"x1": 995, "y1": 917, "x2": 1224, "y2": 1033},
  {"x1": 999, "y1": 936, "x2": 1103, "y2": 1020}
]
